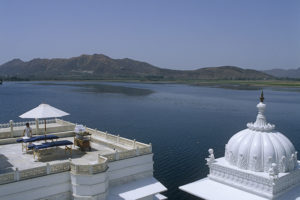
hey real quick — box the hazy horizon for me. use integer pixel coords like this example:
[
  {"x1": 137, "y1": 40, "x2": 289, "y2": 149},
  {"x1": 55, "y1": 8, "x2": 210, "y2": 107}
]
[{"x1": 1, "y1": 0, "x2": 299, "y2": 70}]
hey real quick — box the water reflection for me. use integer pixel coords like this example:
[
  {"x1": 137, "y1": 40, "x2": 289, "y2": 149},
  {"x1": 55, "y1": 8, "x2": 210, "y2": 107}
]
[{"x1": 36, "y1": 82, "x2": 154, "y2": 96}]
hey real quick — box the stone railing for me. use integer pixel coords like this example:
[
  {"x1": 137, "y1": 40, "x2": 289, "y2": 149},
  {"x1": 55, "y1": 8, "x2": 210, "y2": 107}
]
[
  {"x1": 138, "y1": 145, "x2": 152, "y2": 155},
  {"x1": 53, "y1": 120, "x2": 151, "y2": 150},
  {"x1": 13, "y1": 121, "x2": 36, "y2": 127},
  {"x1": 0, "y1": 172, "x2": 14, "y2": 185},
  {"x1": 38, "y1": 119, "x2": 56, "y2": 124},
  {"x1": 86, "y1": 127, "x2": 150, "y2": 149},
  {"x1": 0, "y1": 161, "x2": 70, "y2": 185},
  {"x1": 0, "y1": 119, "x2": 75, "y2": 139},
  {"x1": 11, "y1": 119, "x2": 57, "y2": 127},
  {"x1": 0, "y1": 118, "x2": 63, "y2": 130},
  {"x1": 49, "y1": 161, "x2": 71, "y2": 174},
  {"x1": 0, "y1": 123, "x2": 10, "y2": 129},
  {"x1": 273, "y1": 166, "x2": 300, "y2": 195},
  {"x1": 0, "y1": 156, "x2": 109, "y2": 185},
  {"x1": 70, "y1": 156, "x2": 108, "y2": 175},
  {"x1": 91, "y1": 136, "x2": 127, "y2": 151},
  {"x1": 80, "y1": 126, "x2": 153, "y2": 162},
  {"x1": 103, "y1": 145, "x2": 152, "y2": 162}
]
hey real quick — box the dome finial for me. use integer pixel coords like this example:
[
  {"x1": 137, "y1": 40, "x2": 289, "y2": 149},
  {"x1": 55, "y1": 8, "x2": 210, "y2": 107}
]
[
  {"x1": 260, "y1": 90, "x2": 264, "y2": 103},
  {"x1": 247, "y1": 91, "x2": 275, "y2": 132}
]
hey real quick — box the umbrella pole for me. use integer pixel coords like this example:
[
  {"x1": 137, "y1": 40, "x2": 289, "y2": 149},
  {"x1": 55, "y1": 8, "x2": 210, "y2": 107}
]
[{"x1": 44, "y1": 119, "x2": 47, "y2": 142}]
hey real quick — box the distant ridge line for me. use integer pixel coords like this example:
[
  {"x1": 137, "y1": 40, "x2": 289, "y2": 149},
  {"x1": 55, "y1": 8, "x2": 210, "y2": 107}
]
[
  {"x1": 264, "y1": 68, "x2": 300, "y2": 79},
  {"x1": 0, "y1": 54, "x2": 273, "y2": 81}
]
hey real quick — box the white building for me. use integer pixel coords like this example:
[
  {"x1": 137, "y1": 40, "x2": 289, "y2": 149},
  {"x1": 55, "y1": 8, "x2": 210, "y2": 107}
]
[
  {"x1": 180, "y1": 93, "x2": 300, "y2": 200},
  {"x1": 0, "y1": 119, "x2": 167, "y2": 200}
]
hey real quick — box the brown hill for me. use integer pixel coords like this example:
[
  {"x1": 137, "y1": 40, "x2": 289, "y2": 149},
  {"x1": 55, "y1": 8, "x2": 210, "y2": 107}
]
[{"x1": 0, "y1": 54, "x2": 273, "y2": 80}]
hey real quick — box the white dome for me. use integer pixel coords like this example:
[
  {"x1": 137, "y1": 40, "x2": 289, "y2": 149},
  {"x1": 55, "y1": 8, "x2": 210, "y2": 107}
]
[{"x1": 225, "y1": 98, "x2": 298, "y2": 173}]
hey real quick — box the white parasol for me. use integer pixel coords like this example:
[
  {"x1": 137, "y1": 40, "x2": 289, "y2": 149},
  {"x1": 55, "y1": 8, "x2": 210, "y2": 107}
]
[{"x1": 19, "y1": 103, "x2": 69, "y2": 134}]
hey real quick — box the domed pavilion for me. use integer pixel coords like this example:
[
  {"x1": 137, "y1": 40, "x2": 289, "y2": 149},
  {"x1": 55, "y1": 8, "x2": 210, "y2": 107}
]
[{"x1": 180, "y1": 92, "x2": 300, "y2": 200}]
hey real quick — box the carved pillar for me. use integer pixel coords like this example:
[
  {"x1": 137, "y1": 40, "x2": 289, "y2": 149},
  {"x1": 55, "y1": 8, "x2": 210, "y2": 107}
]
[
  {"x1": 133, "y1": 139, "x2": 136, "y2": 148},
  {"x1": 9, "y1": 120, "x2": 13, "y2": 137}
]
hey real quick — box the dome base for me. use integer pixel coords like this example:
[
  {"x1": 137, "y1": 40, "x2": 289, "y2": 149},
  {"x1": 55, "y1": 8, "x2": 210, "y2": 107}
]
[{"x1": 208, "y1": 157, "x2": 300, "y2": 199}]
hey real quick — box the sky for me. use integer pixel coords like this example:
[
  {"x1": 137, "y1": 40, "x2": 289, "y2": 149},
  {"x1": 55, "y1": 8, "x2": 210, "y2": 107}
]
[{"x1": 0, "y1": 0, "x2": 299, "y2": 70}]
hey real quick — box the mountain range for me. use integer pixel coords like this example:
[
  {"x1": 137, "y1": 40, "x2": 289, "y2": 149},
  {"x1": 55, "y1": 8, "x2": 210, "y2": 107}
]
[
  {"x1": 0, "y1": 54, "x2": 273, "y2": 81},
  {"x1": 264, "y1": 68, "x2": 300, "y2": 79}
]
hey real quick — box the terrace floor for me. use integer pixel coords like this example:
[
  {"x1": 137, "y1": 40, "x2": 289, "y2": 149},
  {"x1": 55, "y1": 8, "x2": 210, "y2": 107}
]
[{"x1": 0, "y1": 136, "x2": 117, "y2": 174}]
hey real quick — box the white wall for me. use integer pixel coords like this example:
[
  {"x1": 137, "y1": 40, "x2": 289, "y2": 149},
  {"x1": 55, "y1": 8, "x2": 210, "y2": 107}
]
[
  {"x1": 108, "y1": 154, "x2": 154, "y2": 187},
  {"x1": 0, "y1": 154, "x2": 156, "y2": 200},
  {"x1": 71, "y1": 172, "x2": 108, "y2": 200},
  {"x1": 0, "y1": 172, "x2": 71, "y2": 200}
]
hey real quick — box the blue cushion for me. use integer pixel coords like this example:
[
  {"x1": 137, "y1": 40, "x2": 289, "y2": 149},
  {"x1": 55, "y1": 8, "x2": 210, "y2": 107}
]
[
  {"x1": 34, "y1": 135, "x2": 59, "y2": 141},
  {"x1": 16, "y1": 138, "x2": 24, "y2": 143},
  {"x1": 16, "y1": 135, "x2": 59, "y2": 143},
  {"x1": 27, "y1": 144, "x2": 36, "y2": 149},
  {"x1": 50, "y1": 140, "x2": 73, "y2": 146},
  {"x1": 34, "y1": 143, "x2": 52, "y2": 150},
  {"x1": 33, "y1": 140, "x2": 73, "y2": 150}
]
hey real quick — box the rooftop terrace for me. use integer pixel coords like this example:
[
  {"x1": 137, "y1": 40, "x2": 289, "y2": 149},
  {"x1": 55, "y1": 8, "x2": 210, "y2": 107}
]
[{"x1": 0, "y1": 119, "x2": 152, "y2": 185}]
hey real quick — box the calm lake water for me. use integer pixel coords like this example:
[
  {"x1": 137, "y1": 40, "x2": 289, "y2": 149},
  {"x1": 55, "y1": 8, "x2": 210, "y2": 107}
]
[{"x1": 1, "y1": 81, "x2": 300, "y2": 199}]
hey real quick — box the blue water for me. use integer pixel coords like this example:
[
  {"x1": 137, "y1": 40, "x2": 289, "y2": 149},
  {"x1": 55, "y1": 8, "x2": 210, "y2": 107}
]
[{"x1": 1, "y1": 81, "x2": 300, "y2": 199}]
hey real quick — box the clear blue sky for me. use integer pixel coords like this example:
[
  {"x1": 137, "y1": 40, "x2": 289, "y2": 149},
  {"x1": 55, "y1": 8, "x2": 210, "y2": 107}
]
[{"x1": 0, "y1": 0, "x2": 299, "y2": 70}]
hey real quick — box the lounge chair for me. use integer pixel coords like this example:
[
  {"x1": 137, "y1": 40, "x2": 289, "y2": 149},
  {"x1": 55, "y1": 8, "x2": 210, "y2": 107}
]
[
  {"x1": 16, "y1": 135, "x2": 59, "y2": 152},
  {"x1": 28, "y1": 140, "x2": 73, "y2": 160}
]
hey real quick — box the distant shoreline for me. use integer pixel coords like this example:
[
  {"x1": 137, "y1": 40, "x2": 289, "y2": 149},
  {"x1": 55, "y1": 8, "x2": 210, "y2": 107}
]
[{"x1": 6, "y1": 79, "x2": 300, "y2": 90}]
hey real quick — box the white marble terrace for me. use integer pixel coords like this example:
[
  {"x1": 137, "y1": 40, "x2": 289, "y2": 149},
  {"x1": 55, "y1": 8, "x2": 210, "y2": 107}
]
[{"x1": 0, "y1": 119, "x2": 167, "y2": 200}]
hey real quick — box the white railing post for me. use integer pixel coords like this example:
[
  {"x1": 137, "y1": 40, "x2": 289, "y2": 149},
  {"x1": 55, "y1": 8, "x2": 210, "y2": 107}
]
[
  {"x1": 117, "y1": 135, "x2": 120, "y2": 143},
  {"x1": 9, "y1": 120, "x2": 14, "y2": 137},
  {"x1": 89, "y1": 165, "x2": 93, "y2": 174},
  {"x1": 46, "y1": 163, "x2": 50, "y2": 174},
  {"x1": 14, "y1": 168, "x2": 19, "y2": 181},
  {"x1": 75, "y1": 165, "x2": 78, "y2": 174},
  {"x1": 97, "y1": 154, "x2": 101, "y2": 163},
  {"x1": 35, "y1": 118, "x2": 39, "y2": 135},
  {"x1": 115, "y1": 150, "x2": 119, "y2": 160},
  {"x1": 133, "y1": 139, "x2": 136, "y2": 148},
  {"x1": 136, "y1": 146, "x2": 140, "y2": 156}
]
